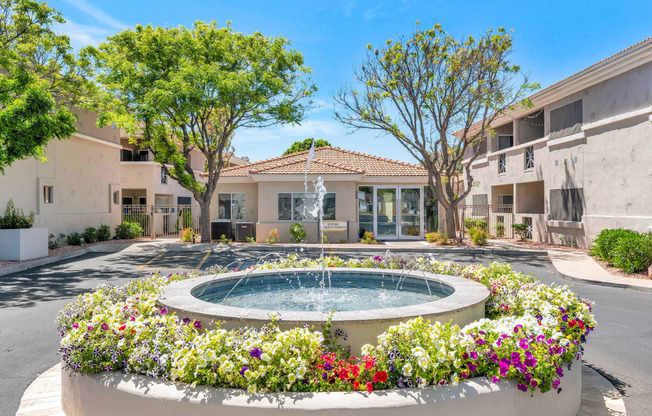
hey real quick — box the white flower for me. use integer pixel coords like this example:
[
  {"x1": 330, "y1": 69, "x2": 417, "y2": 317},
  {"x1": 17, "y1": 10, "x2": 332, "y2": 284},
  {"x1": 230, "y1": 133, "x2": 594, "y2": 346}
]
[{"x1": 402, "y1": 363, "x2": 413, "y2": 377}]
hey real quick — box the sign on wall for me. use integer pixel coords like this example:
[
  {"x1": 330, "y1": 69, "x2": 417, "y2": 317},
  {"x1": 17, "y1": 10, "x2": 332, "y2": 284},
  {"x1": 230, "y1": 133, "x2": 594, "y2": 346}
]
[{"x1": 322, "y1": 221, "x2": 348, "y2": 232}]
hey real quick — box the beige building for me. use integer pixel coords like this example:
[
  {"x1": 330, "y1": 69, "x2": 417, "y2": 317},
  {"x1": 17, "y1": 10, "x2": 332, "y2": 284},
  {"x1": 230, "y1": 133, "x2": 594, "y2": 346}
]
[
  {"x1": 210, "y1": 147, "x2": 430, "y2": 243},
  {"x1": 460, "y1": 37, "x2": 652, "y2": 248},
  {"x1": 0, "y1": 108, "x2": 123, "y2": 236}
]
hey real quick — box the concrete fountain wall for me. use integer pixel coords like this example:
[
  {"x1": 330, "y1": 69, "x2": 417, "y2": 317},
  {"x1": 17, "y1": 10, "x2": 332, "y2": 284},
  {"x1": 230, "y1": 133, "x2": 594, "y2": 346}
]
[
  {"x1": 61, "y1": 361, "x2": 582, "y2": 416},
  {"x1": 158, "y1": 268, "x2": 490, "y2": 352}
]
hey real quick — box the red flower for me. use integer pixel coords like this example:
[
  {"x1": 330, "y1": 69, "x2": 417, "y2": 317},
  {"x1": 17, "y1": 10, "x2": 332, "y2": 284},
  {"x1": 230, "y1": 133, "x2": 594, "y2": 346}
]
[
  {"x1": 373, "y1": 371, "x2": 388, "y2": 383},
  {"x1": 366, "y1": 382, "x2": 373, "y2": 393},
  {"x1": 569, "y1": 320, "x2": 577, "y2": 328},
  {"x1": 365, "y1": 360, "x2": 374, "y2": 370},
  {"x1": 349, "y1": 365, "x2": 360, "y2": 377},
  {"x1": 353, "y1": 380, "x2": 360, "y2": 390},
  {"x1": 337, "y1": 368, "x2": 349, "y2": 380},
  {"x1": 119, "y1": 323, "x2": 126, "y2": 331}
]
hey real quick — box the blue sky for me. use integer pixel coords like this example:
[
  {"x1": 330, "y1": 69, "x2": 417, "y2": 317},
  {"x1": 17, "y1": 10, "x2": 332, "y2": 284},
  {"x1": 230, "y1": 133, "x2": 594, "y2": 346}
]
[{"x1": 50, "y1": 0, "x2": 652, "y2": 164}]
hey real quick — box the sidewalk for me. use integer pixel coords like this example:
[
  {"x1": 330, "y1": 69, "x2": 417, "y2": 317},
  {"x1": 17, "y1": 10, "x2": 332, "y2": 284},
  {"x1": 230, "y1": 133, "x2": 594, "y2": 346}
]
[{"x1": 15, "y1": 363, "x2": 626, "y2": 416}]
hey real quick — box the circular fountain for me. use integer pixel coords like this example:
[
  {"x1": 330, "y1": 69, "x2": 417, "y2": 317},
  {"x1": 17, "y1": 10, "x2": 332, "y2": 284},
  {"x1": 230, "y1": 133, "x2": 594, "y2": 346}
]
[{"x1": 159, "y1": 267, "x2": 490, "y2": 351}]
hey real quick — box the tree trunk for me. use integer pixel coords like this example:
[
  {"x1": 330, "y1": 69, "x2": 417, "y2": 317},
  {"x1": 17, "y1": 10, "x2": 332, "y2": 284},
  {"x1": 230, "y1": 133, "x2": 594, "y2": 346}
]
[
  {"x1": 199, "y1": 198, "x2": 211, "y2": 243},
  {"x1": 444, "y1": 206, "x2": 456, "y2": 239}
]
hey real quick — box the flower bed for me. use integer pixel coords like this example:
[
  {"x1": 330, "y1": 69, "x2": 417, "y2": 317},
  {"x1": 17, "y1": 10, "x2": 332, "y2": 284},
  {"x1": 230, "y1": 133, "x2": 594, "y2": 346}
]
[{"x1": 57, "y1": 255, "x2": 595, "y2": 396}]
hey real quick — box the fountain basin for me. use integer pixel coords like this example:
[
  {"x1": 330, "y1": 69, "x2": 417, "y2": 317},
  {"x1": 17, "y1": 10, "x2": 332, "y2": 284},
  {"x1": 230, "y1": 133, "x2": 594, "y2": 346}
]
[{"x1": 159, "y1": 268, "x2": 490, "y2": 351}]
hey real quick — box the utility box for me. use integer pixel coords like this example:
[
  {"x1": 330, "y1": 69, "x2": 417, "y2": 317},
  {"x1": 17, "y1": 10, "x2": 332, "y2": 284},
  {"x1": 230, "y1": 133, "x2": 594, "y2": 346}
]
[
  {"x1": 211, "y1": 221, "x2": 232, "y2": 241},
  {"x1": 235, "y1": 222, "x2": 255, "y2": 242}
]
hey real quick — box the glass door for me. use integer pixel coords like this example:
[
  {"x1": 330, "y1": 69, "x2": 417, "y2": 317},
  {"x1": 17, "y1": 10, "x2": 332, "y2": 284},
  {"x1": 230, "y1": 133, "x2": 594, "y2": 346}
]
[
  {"x1": 375, "y1": 187, "x2": 397, "y2": 238},
  {"x1": 399, "y1": 187, "x2": 422, "y2": 238}
]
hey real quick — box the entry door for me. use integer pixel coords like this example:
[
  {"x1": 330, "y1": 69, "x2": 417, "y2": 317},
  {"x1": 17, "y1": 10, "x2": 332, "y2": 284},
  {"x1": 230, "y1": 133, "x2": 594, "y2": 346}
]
[
  {"x1": 399, "y1": 187, "x2": 422, "y2": 238},
  {"x1": 375, "y1": 187, "x2": 397, "y2": 238}
]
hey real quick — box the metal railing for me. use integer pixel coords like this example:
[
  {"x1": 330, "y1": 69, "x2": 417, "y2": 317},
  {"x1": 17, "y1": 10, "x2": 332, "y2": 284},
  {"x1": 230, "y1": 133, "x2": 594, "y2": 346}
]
[
  {"x1": 122, "y1": 204, "x2": 202, "y2": 238},
  {"x1": 458, "y1": 204, "x2": 515, "y2": 239}
]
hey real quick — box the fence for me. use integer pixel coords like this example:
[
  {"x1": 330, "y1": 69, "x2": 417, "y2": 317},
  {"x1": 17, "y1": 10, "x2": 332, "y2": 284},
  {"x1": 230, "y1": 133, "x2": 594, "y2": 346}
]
[
  {"x1": 122, "y1": 205, "x2": 202, "y2": 238},
  {"x1": 458, "y1": 204, "x2": 515, "y2": 239}
]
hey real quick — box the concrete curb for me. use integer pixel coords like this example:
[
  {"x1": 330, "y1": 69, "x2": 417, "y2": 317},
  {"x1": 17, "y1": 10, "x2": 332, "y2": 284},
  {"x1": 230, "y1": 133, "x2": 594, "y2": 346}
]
[
  {"x1": 15, "y1": 363, "x2": 625, "y2": 416},
  {"x1": 550, "y1": 261, "x2": 652, "y2": 293}
]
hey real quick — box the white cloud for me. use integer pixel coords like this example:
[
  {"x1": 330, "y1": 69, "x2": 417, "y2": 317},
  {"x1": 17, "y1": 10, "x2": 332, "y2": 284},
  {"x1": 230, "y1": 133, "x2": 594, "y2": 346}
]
[
  {"x1": 54, "y1": 20, "x2": 113, "y2": 48},
  {"x1": 363, "y1": 6, "x2": 381, "y2": 21},
  {"x1": 341, "y1": 0, "x2": 356, "y2": 17},
  {"x1": 62, "y1": 0, "x2": 127, "y2": 31}
]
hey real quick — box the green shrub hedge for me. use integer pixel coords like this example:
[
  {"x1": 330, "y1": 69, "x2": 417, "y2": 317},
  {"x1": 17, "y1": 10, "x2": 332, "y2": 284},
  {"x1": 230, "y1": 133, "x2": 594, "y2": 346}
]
[
  {"x1": 591, "y1": 228, "x2": 652, "y2": 273},
  {"x1": 115, "y1": 222, "x2": 143, "y2": 239}
]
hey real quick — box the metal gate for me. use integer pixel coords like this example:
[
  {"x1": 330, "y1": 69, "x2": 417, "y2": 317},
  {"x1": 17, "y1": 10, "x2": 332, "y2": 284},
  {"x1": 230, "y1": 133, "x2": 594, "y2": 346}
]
[
  {"x1": 122, "y1": 204, "x2": 202, "y2": 238},
  {"x1": 458, "y1": 204, "x2": 515, "y2": 238}
]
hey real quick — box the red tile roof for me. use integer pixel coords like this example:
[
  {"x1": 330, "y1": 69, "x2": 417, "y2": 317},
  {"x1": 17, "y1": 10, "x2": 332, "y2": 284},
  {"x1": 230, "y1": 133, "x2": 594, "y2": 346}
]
[{"x1": 214, "y1": 147, "x2": 426, "y2": 177}]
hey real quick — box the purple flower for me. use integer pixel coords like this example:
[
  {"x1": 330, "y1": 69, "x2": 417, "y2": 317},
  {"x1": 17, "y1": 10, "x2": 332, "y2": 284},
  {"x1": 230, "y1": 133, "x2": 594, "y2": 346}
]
[
  {"x1": 101, "y1": 323, "x2": 109, "y2": 331},
  {"x1": 517, "y1": 383, "x2": 528, "y2": 392},
  {"x1": 530, "y1": 379, "x2": 538, "y2": 388},
  {"x1": 519, "y1": 339, "x2": 529, "y2": 349},
  {"x1": 553, "y1": 380, "x2": 561, "y2": 389},
  {"x1": 467, "y1": 362, "x2": 477, "y2": 373},
  {"x1": 524, "y1": 373, "x2": 532, "y2": 384},
  {"x1": 524, "y1": 355, "x2": 537, "y2": 367},
  {"x1": 160, "y1": 308, "x2": 167, "y2": 315},
  {"x1": 72, "y1": 323, "x2": 79, "y2": 329},
  {"x1": 87, "y1": 326, "x2": 93, "y2": 331},
  {"x1": 239, "y1": 366, "x2": 249, "y2": 376},
  {"x1": 322, "y1": 372, "x2": 328, "y2": 380},
  {"x1": 324, "y1": 363, "x2": 332, "y2": 371},
  {"x1": 492, "y1": 376, "x2": 500, "y2": 383},
  {"x1": 513, "y1": 325, "x2": 523, "y2": 334},
  {"x1": 510, "y1": 352, "x2": 521, "y2": 365},
  {"x1": 470, "y1": 351, "x2": 478, "y2": 360},
  {"x1": 250, "y1": 348, "x2": 262, "y2": 359},
  {"x1": 193, "y1": 321, "x2": 201, "y2": 330},
  {"x1": 555, "y1": 367, "x2": 564, "y2": 378},
  {"x1": 499, "y1": 359, "x2": 510, "y2": 376},
  {"x1": 182, "y1": 317, "x2": 191, "y2": 325}
]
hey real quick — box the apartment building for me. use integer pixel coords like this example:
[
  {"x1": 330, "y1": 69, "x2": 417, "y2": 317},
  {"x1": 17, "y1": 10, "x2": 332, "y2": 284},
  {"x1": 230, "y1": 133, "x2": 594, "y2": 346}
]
[
  {"x1": 461, "y1": 37, "x2": 652, "y2": 248},
  {"x1": 0, "y1": 108, "x2": 123, "y2": 236}
]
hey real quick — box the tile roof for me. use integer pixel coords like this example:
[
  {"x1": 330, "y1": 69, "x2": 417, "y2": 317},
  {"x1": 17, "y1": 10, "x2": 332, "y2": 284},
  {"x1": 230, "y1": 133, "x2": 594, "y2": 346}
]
[{"x1": 214, "y1": 146, "x2": 426, "y2": 177}]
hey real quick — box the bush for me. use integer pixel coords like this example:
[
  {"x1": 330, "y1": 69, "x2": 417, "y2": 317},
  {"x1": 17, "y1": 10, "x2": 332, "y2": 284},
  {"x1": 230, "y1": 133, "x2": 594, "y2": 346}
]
[
  {"x1": 464, "y1": 218, "x2": 487, "y2": 231},
  {"x1": 246, "y1": 236, "x2": 256, "y2": 243},
  {"x1": 115, "y1": 222, "x2": 143, "y2": 239},
  {"x1": 82, "y1": 227, "x2": 98, "y2": 244},
  {"x1": 611, "y1": 232, "x2": 652, "y2": 273},
  {"x1": 181, "y1": 228, "x2": 194, "y2": 243},
  {"x1": 0, "y1": 200, "x2": 35, "y2": 229},
  {"x1": 97, "y1": 225, "x2": 111, "y2": 241},
  {"x1": 66, "y1": 232, "x2": 83, "y2": 246},
  {"x1": 218, "y1": 234, "x2": 231, "y2": 244},
  {"x1": 265, "y1": 228, "x2": 279, "y2": 244},
  {"x1": 590, "y1": 228, "x2": 639, "y2": 263},
  {"x1": 426, "y1": 230, "x2": 449, "y2": 245},
  {"x1": 512, "y1": 223, "x2": 528, "y2": 240},
  {"x1": 360, "y1": 231, "x2": 377, "y2": 244},
  {"x1": 470, "y1": 228, "x2": 489, "y2": 245},
  {"x1": 289, "y1": 222, "x2": 307, "y2": 243},
  {"x1": 126, "y1": 213, "x2": 150, "y2": 234},
  {"x1": 495, "y1": 222, "x2": 505, "y2": 237},
  {"x1": 48, "y1": 233, "x2": 59, "y2": 250}
]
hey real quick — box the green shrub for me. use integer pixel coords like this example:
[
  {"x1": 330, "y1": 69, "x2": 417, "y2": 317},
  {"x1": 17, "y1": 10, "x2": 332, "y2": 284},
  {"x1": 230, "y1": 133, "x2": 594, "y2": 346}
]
[
  {"x1": 590, "y1": 228, "x2": 639, "y2": 263},
  {"x1": 265, "y1": 229, "x2": 279, "y2": 244},
  {"x1": 611, "y1": 232, "x2": 652, "y2": 273},
  {"x1": 246, "y1": 236, "x2": 256, "y2": 243},
  {"x1": 218, "y1": 234, "x2": 231, "y2": 244},
  {"x1": 126, "y1": 213, "x2": 150, "y2": 233},
  {"x1": 495, "y1": 222, "x2": 505, "y2": 237},
  {"x1": 512, "y1": 223, "x2": 528, "y2": 240},
  {"x1": 181, "y1": 228, "x2": 194, "y2": 243},
  {"x1": 66, "y1": 232, "x2": 83, "y2": 246},
  {"x1": 360, "y1": 231, "x2": 377, "y2": 244},
  {"x1": 48, "y1": 233, "x2": 59, "y2": 250},
  {"x1": 97, "y1": 225, "x2": 111, "y2": 241},
  {"x1": 426, "y1": 230, "x2": 449, "y2": 245},
  {"x1": 289, "y1": 222, "x2": 307, "y2": 243},
  {"x1": 471, "y1": 228, "x2": 489, "y2": 245},
  {"x1": 115, "y1": 222, "x2": 143, "y2": 239},
  {"x1": 0, "y1": 200, "x2": 35, "y2": 229},
  {"x1": 82, "y1": 227, "x2": 98, "y2": 244}
]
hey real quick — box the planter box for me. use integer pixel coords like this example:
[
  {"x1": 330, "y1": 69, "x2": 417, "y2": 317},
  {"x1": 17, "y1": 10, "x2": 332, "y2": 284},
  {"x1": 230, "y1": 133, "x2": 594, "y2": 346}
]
[{"x1": 0, "y1": 227, "x2": 48, "y2": 261}]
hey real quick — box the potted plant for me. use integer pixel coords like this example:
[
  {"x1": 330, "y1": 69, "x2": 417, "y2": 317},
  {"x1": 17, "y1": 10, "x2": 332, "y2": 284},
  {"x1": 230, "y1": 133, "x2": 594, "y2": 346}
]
[{"x1": 0, "y1": 200, "x2": 48, "y2": 261}]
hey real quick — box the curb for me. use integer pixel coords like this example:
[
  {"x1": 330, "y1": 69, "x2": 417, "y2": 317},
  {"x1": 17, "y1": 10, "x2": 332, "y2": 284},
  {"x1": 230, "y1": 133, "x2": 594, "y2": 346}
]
[{"x1": 550, "y1": 262, "x2": 652, "y2": 293}]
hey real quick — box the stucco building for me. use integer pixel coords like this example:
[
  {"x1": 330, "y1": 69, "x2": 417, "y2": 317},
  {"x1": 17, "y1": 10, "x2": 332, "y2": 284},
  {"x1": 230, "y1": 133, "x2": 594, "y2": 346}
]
[
  {"x1": 460, "y1": 37, "x2": 652, "y2": 248},
  {"x1": 0, "y1": 108, "x2": 123, "y2": 237},
  {"x1": 210, "y1": 147, "x2": 434, "y2": 243}
]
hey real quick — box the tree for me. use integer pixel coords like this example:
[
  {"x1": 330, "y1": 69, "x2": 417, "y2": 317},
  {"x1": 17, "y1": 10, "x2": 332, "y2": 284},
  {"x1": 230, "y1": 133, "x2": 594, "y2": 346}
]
[
  {"x1": 283, "y1": 138, "x2": 331, "y2": 155},
  {"x1": 335, "y1": 24, "x2": 537, "y2": 237},
  {"x1": 0, "y1": 0, "x2": 91, "y2": 173},
  {"x1": 87, "y1": 21, "x2": 315, "y2": 242}
]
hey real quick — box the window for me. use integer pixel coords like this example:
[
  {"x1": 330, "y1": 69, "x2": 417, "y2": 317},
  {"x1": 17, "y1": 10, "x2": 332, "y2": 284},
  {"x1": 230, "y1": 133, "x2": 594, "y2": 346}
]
[
  {"x1": 43, "y1": 186, "x2": 53, "y2": 204},
  {"x1": 139, "y1": 197, "x2": 147, "y2": 205},
  {"x1": 525, "y1": 146, "x2": 535, "y2": 170},
  {"x1": 498, "y1": 154, "x2": 507, "y2": 174},
  {"x1": 278, "y1": 192, "x2": 335, "y2": 221},
  {"x1": 112, "y1": 191, "x2": 120, "y2": 205},
  {"x1": 498, "y1": 194, "x2": 513, "y2": 205},
  {"x1": 122, "y1": 197, "x2": 133, "y2": 205},
  {"x1": 218, "y1": 193, "x2": 245, "y2": 220},
  {"x1": 121, "y1": 149, "x2": 133, "y2": 161},
  {"x1": 550, "y1": 100, "x2": 582, "y2": 140},
  {"x1": 177, "y1": 196, "x2": 191, "y2": 205},
  {"x1": 358, "y1": 186, "x2": 373, "y2": 237},
  {"x1": 161, "y1": 167, "x2": 168, "y2": 184},
  {"x1": 498, "y1": 135, "x2": 513, "y2": 150}
]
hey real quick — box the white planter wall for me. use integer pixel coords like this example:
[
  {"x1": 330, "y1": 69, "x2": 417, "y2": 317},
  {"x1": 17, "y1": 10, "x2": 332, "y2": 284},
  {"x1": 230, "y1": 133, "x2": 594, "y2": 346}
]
[{"x1": 0, "y1": 227, "x2": 48, "y2": 261}]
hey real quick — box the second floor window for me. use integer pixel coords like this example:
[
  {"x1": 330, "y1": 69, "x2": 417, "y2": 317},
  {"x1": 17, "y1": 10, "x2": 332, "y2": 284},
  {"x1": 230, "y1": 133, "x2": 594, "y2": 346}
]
[
  {"x1": 161, "y1": 167, "x2": 168, "y2": 184},
  {"x1": 499, "y1": 154, "x2": 507, "y2": 174},
  {"x1": 525, "y1": 146, "x2": 535, "y2": 169}
]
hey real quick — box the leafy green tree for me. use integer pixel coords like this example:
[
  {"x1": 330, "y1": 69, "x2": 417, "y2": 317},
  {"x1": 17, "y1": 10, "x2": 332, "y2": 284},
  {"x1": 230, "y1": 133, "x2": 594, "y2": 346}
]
[
  {"x1": 87, "y1": 21, "x2": 315, "y2": 242},
  {"x1": 335, "y1": 24, "x2": 538, "y2": 238},
  {"x1": 283, "y1": 138, "x2": 331, "y2": 155},
  {"x1": 0, "y1": 0, "x2": 91, "y2": 173}
]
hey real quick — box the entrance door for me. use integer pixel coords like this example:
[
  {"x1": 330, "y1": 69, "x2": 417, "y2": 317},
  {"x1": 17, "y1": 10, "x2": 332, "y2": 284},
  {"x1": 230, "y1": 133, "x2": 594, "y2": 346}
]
[
  {"x1": 399, "y1": 187, "x2": 422, "y2": 238},
  {"x1": 375, "y1": 188, "x2": 397, "y2": 238}
]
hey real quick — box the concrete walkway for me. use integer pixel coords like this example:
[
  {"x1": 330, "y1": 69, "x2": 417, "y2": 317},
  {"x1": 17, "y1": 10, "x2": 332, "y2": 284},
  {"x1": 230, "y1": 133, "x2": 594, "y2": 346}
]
[{"x1": 15, "y1": 363, "x2": 625, "y2": 416}]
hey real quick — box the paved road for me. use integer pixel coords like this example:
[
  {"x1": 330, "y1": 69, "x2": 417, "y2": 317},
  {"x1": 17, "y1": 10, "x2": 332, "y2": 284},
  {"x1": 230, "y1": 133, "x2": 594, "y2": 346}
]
[{"x1": 1, "y1": 245, "x2": 650, "y2": 415}]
